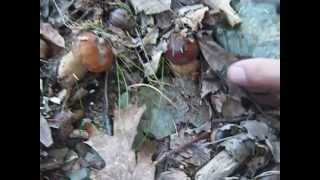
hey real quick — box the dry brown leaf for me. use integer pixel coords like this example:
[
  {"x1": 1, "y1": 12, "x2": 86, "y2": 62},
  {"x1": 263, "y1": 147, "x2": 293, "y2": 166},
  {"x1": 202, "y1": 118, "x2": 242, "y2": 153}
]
[
  {"x1": 86, "y1": 104, "x2": 155, "y2": 180},
  {"x1": 40, "y1": 22, "x2": 65, "y2": 48},
  {"x1": 197, "y1": 31, "x2": 238, "y2": 73},
  {"x1": 222, "y1": 95, "x2": 247, "y2": 119},
  {"x1": 177, "y1": 4, "x2": 209, "y2": 31},
  {"x1": 202, "y1": 0, "x2": 241, "y2": 27}
]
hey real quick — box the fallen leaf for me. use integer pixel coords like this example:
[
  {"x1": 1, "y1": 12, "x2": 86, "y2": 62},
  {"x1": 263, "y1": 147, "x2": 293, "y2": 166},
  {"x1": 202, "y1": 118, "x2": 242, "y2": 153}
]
[
  {"x1": 158, "y1": 168, "x2": 191, "y2": 180},
  {"x1": 129, "y1": 0, "x2": 171, "y2": 15},
  {"x1": 202, "y1": 9, "x2": 223, "y2": 26},
  {"x1": 240, "y1": 120, "x2": 271, "y2": 141},
  {"x1": 266, "y1": 139, "x2": 280, "y2": 163},
  {"x1": 200, "y1": 64, "x2": 220, "y2": 98},
  {"x1": 40, "y1": 22, "x2": 65, "y2": 49},
  {"x1": 155, "y1": 11, "x2": 174, "y2": 29},
  {"x1": 40, "y1": 38, "x2": 50, "y2": 58},
  {"x1": 143, "y1": 40, "x2": 167, "y2": 77},
  {"x1": 222, "y1": 95, "x2": 247, "y2": 119},
  {"x1": 40, "y1": 114, "x2": 53, "y2": 147},
  {"x1": 197, "y1": 31, "x2": 238, "y2": 73},
  {"x1": 143, "y1": 28, "x2": 159, "y2": 45},
  {"x1": 210, "y1": 94, "x2": 226, "y2": 113},
  {"x1": 85, "y1": 104, "x2": 155, "y2": 180},
  {"x1": 203, "y1": 0, "x2": 241, "y2": 27},
  {"x1": 177, "y1": 4, "x2": 209, "y2": 31}
]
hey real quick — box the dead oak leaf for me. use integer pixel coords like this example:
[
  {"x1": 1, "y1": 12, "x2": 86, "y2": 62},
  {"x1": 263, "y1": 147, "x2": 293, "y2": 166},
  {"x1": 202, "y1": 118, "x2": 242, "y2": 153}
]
[
  {"x1": 40, "y1": 22, "x2": 65, "y2": 49},
  {"x1": 86, "y1": 104, "x2": 155, "y2": 180}
]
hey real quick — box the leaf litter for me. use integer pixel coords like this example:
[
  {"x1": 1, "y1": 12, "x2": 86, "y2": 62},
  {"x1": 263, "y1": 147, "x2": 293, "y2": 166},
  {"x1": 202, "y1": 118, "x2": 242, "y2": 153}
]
[{"x1": 40, "y1": 0, "x2": 280, "y2": 179}]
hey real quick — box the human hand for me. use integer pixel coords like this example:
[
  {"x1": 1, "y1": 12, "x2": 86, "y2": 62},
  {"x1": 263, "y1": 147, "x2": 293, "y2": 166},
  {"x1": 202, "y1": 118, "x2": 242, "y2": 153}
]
[{"x1": 227, "y1": 58, "x2": 280, "y2": 106}]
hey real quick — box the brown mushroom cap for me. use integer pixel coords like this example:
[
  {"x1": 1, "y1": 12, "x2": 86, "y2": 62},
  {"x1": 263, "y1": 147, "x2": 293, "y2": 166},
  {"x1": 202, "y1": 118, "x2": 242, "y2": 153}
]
[
  {"x1": 72, "y1": 32, "x2": 113, "y2": 73},
  {"x1": 165, "y1": 33, "x2": 199, "y2": 65}
]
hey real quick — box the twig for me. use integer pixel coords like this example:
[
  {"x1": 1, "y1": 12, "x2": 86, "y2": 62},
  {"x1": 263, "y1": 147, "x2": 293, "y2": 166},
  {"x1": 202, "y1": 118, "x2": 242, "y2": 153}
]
[{"x1": 202, "y1": 134, "x2": 244, "y2": 147}]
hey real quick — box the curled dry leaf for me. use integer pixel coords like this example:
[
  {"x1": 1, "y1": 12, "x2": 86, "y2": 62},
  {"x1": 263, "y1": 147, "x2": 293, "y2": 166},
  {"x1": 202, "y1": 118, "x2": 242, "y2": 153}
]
[
  {"x1": 85, "y1": 104, "x2": 155, "y2": 180},
  {"x1": 177, "y1": 4, "x2": 209, "y2": 31},
  {"x1": 143, "y1": 40, "x2": 166, "y2": 77},
  {"x1": 203, "y1": 0, "x2": 241, "y2": 27}
]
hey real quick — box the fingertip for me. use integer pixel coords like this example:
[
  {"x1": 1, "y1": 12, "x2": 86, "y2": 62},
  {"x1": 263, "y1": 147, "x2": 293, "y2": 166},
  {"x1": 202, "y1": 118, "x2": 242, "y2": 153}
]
[{"x1": 227, "y1": 65, "x2": 248, "y2": 86}]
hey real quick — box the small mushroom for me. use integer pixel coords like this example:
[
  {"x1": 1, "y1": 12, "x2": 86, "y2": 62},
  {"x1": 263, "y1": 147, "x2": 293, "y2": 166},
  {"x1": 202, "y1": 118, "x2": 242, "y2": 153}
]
[
  {"x1": 57, "y1": 32, "x2": 113, "y2": 88},
  {"x1": 164, "y1": 33, "x2": 200, "y2": 75}
]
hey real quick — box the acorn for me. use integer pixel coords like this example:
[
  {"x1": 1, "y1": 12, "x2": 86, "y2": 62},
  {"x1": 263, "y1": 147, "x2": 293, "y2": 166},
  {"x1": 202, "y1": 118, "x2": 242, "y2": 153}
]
[
  {"x1": 164, "y1": 33, "x2": 200, "y2": 75},
  {"x1": 109, "y1": 8, "x2": 134, "y2": 31},
  {"x1": 57, "y1": 32, "x2": 113, "y2": 88}
]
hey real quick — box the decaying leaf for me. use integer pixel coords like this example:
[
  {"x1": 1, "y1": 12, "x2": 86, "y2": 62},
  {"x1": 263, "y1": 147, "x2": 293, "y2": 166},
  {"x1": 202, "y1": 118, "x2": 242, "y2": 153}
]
[
  {"x1": 222, "y1": 95, "x2": 247, "y2": 119},
  {"x1": 158, "y1": 168, "x2": 191, "y2": 180},
  {"x1": 155, "y1": 11, "x2": 174, "y2": 29},
  {"x1": 266, "y1": 139, "x2": 280, "y2": 163},
  {"x1": 197, "y1": 31, "x2": 238, "y2": 73},
  {"x1": 129, "y1": 0, "x2": 171, "y2": 15},
  {"x1": 143, "y1": 28, "x2": 160, "y2": 45},
  {"x1": 143, "y1": 40, "x2": 167, "y2": 77},
  {"x1": 203, "y1": 0, "x2": 241, "y2": 27},
  {"x1": 85, "y1": 104, "x2": 155, "y2": 180},
  {"x1": 40, "y1": 114, "x2": 53, "y2": 147},
  {"x1": 174, "y1": 141, "x2": 211, "y2": 169},
  {"x1": 40, "y1": 22, "x2": 65, "y2": 49},
  {"x1": 200, "y1": 64, "x2": 220, "y2": 98},
  {"x1": 210, "y1": 94, "x2": 225, "y2": 113},
  {"x1": 177, "y1": 4, "x2": 209, "y2": 31},
  {"x1": 40, "y1": 38, "x2": 50, "y2": 58},
  {"x1": 241, "y1": 120, "x2": 271, "y2": 141}
]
